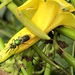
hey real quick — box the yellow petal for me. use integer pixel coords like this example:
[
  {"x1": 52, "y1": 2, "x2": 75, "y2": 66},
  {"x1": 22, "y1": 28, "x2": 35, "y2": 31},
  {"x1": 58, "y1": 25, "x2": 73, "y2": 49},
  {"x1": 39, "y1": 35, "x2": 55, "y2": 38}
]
[
  {"x1": 54, "y1": 0, "x2": 75, "y2": 12},
  {"x1": 46, "y1": 12, "x2": 75, "y2": 33},
  {"x1": 0, "y1": 1, "x2": 60, "y2": 62},
  {"x1": 17, "y1": 0, "x2": 42, "y2": 11},
  {"x1": 0, "y1": 27, "x2": 39, "y2": 62},
  {"x1": 17, "y1": 0, "x2": 41, "y2": 18},
  {"x1": 23, "y1": 9, "x2": 37, "y2": 19},
  {"x1": 32, "y1": 1, "x2": 60, "y2": 31}
]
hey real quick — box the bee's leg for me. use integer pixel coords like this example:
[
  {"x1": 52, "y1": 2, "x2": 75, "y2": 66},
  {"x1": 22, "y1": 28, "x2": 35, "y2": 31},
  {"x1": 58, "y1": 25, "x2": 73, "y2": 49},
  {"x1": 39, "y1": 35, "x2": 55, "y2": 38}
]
[
  {"x1": 17, "y1": 46, "x2": 19, "y2": 50},
  {"x1": 14, "y1": 46, "x2": 19, "y2": 54},
  {"x1": 6, "y1": 48, "x2": 10, "y2": 53},
  {"x1": 22, "y1": 42, "x2": 29, "y2": 45}
]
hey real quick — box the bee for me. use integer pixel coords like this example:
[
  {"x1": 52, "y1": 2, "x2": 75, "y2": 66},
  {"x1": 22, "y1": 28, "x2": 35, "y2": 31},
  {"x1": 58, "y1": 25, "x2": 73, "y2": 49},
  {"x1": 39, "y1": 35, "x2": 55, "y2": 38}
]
[{"x1": 6, "y1": 35, "x2": 30, "y2": 53}]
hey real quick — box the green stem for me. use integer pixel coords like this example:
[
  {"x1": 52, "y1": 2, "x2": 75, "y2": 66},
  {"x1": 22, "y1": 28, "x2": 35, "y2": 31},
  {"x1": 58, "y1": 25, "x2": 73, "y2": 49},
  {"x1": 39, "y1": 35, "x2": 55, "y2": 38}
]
[
  {"x1": 19, "y1": 73, "x2": 23, "y2": 75},
  {"x1": 0, "y1": 37, "x2": 4, "y2": 50},
  {"x1": 33, "y1": 67, "x2": 44, "y2": 75},
  {"x1": 44, "y1": 45, "x2": 54, "y2": 75},
  {"x1": 0, "y1": 0, "x2": 12, "y2": 9},
  {"x1": 32, "y1": 44, "x2": 59, "y2": 68},
  {"x1": 44, "y1": 63, "x2": 51, "y2": 75},
  {"x1": 53, "y1": 32, "x2": 75, "y2": 68},
  {"x1": 33, "y1": 56, "x2": 40, "y2": 65},
  {"x1": 21, "y1": 67, "x2": 28, "y2": 75},
  {"x1": 32, "y1": 44, "x2": 70, "y2": 75},
  {"x1": 70, "y1": 41, "x2": 75, "y2": 75},
  {"x1": 56, "y1": 27, "x2": 75, "y2": 40},
  {"x1": 71, "y1": 0, "x2": 75, "y2": 7},
  {"x1": 18, "y1": 60, "x2": 28, "y2": 75},
  {"x1": 62, "y1": 51, "x2": 75, "y2": 68},
  {"x1": 6, "y1": 2, "x2": 50, "y2": 40}
]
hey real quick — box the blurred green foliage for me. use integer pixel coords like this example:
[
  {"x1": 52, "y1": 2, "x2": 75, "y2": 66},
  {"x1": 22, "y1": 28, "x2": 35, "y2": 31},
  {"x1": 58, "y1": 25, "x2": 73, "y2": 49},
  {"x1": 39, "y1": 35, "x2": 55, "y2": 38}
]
[
  {"x1": 0, "y1": 6, "x2": 24, "y2": 42},
  {"x1": 0, "y1": 0, "x2": 75, "y2": 75},
  {"x1": 13, "y1": 0, "x2": 27, "y2": 6}
]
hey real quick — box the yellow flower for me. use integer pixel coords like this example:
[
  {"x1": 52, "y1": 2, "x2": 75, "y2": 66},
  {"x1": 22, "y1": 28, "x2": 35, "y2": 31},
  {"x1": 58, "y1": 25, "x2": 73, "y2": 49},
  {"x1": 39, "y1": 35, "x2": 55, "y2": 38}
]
[
  {"x1": 0, "y1": 0, "x2": 75, "y2": 62},
  {"x1": 54, "y1": 0, "x2": 75, "y2": 12}
]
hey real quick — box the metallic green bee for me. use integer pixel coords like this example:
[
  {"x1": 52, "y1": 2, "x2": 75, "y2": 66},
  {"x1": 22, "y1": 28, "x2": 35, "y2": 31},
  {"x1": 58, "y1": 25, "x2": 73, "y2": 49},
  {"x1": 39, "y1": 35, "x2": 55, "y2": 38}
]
[{"x1": 6, "y1": 35, "x2": 30, "y2": 53}]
